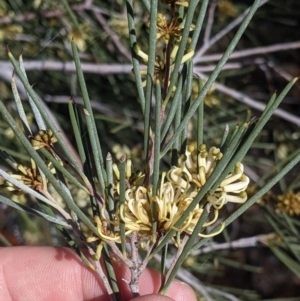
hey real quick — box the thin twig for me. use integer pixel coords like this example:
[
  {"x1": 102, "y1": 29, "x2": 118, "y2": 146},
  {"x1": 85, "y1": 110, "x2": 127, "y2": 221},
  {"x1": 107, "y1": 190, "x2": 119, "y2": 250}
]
[
  {"x1": 258, "y1": 63, "x2": 275, "y2": 93},
  {"x1": 43, "y1": 95, "x2": 142, "y2": 120},
  {"x1": 1, "y1": 58, "x2": 298, "y2": 129},
  {"x1": 139, "y1": 241, "x2": 155, "y2": 272},
  {"x1": 176, "y1": 269, "x2": 216, "y2": 301},
  {"x1": 93, "y1": 11, "x2": 132, "y2": 61},
  {"x1": 0, "y1": 61, "x2": 134, "y2": 74},
  {"x1": 194, "y1": 0, "x2": 269, "y2": 61},
  {"x1": 0, "y1": 2, "x2": 123, "y2": 25},
  {"x1": 38, "y1": 188, "x2": 73, "y2": 221},
  {"x1": 128, "y1": 232, "x2": 141, "y2": 296},
  {"x1": 205, "y1": 286, "x2": 243, "y2": 301},
  {"x1": 267, "y1": 60, "x2": 296, "y2": 83},
  {"x1": 0, "y1": 10, "x2": 66, "y2": 25},
  {"x1": 107, "y1": 241, "x2": 133, "y2": 267},
  {"x1": 3, "y1": 37, "x2": 300, "y2": 74},
  {"x1": 191, "y1": 233, "x2": 275, "y2": 255},
  {"x1": 164, "y1": 235, "x2": 189, "y2": 285},
  {"x1": 203, "y1": 0, "x2": 218, "y2": 45},
  {"x1": 0, "y1": 60, "x2": 242, "y2": 75},
  {"x1": 86, "y1": 246, "x2": 116, "y2": 301},
  {"x1": 194, "y1": 41, "x2": 300, "y2": 64},
  {"x1": 195, "y1": 72, "x2": 300, "y2": 127}
]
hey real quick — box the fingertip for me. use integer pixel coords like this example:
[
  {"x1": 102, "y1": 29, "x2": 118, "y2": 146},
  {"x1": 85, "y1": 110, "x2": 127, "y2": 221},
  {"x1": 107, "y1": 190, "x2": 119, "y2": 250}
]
[
  {"x1": 129, "y1": 294, "x2": 175, "y2": 301},
  {"x1": 137, "y1": 264, "x2": 197, "y2": 301},
  {"x1": 167, "y1": 279, "x2": 198, "y2": 301}
]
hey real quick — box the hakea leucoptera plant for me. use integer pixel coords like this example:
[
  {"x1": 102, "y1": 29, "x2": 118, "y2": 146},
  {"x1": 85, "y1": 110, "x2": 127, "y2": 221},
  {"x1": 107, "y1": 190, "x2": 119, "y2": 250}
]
[
  {"x1": 86, "y1": 143, "x2": 250, "y2": 252},
  {"x1": 3, "y1": 0, "x2": 294, "y2": 297}
]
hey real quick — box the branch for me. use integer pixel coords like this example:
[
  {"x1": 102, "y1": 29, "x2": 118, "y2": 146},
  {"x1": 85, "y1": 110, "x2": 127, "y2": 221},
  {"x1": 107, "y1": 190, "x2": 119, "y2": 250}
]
[
  {"x1": 191, "y1": 233, "x2": 275, "y2": 255},
  {"x1": 195, "y1": 71, "x2": 300, "y2": 127},
  {"x1": 195, "y1": 41, "x2": 300, "y2": 64},
  {"x1": 93, "y1": 11, "x2": 131, "y2": 62},
  {"x1": 194, "y1": 0, "x2": 270, "y2": 61},
  {"x1": 0, "y1": 2, "x2": 122, "y2": 25}
]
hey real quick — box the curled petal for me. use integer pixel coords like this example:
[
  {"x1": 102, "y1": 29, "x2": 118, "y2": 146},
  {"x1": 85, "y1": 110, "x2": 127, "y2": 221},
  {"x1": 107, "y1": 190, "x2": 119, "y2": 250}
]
[
  {"x1": 226, "y1": 192, "x2": 248, "y2": 203},
  {"x1": 203, "y1": 208, "x2": 219, "y2": 227},
  {"x1": 198, "y1": 222, "x2": 225, "y2": 238},
  {"x1": 185, "y1": 146, "x2": 197, "y2": 173},
  {"x1": 181, "y1": 49, "x2": 194, "y2": 64},
  {"x1": 167, "y1": 168, "x2": 189, "y2": 189},
  {"x1": 198, "y1": 166, "x2": 206, "y2": 186},
  {"x1": 207, "y1": 192, "x2": 226, "y2": 209},
  {"x1": 127, "y1": 198, "x2": 137, "y2": 217},
  {"x1": 136, "y1": 201, "x2": 150, "y2": 225},
  {"x1": 155, "y1": 196, "x2": 167, "y2": 221},
  {"x1": 134, "y1": 45, "x2": 149, "y2": 62},
  {"x1": 206, "y1": 147, "x2": 220, "y2": 173},
  {"x1": 222, "y1": 175, "x2": 249, "y2": 193},
  {"x1": 220, "y1": 162, "x2": 244, "y2": 187}
]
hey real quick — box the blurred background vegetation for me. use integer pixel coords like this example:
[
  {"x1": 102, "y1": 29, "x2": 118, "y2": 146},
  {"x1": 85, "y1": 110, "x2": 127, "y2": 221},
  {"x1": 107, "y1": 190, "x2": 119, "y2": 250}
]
[{"x1": 0, "y1": 0, "x2": 300, "y2": 300}]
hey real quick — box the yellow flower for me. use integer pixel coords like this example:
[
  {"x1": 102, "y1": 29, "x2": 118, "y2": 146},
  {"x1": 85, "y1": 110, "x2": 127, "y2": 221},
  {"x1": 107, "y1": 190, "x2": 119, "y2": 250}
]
[
  {"x1": 167, "y1": 144, "x2": 249, "y2": 209},
  {"x1": 154, "y1": 181, "x2": 206, "y2": 235},
  {"x1": 88, "y1": 153, "x2": 231, "y2": 248},
  {"x1": 29, "y1": 129, "x2": 57, "y2": 150},
  {"x1": 207, "y1": 163, "x2": 249, "y2": 208},
  {"x1": 154, "y1": 13, "x2": 194, "y2": 43},
  {"x1": 68, "y1": 23, "x2": 90, "y2": 52},
  {"x1": 3, "y1": 159, "x2": 45, "y2": 194},
  {"x1": 99, "y1": 175, "x2": 220, "y2": 247},
  {"x1": 134, "y1": 44, "x2": 194, "y2": 87},
  {"x1": 118, "y1": 181, "x2": 204, "y2": 235},
  {"x1": 276, "y1": 191, "x2": 300, "y2": 216}
]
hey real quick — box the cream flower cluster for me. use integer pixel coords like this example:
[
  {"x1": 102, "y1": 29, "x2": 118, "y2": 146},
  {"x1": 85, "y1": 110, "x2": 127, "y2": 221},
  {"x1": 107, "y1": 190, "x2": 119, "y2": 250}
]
[
  {"x1": 88, "y1": 144, "x2": 249, "y2": 247},
  {"x1": 167, "y1": 144, "x2": 249, "y2": 209},
  {"x1": 90, "y1": 175, "x2": 211, "y2": 247},
  {"x1": 117, "y1": 177, "x2": 205, "y2": 235}
]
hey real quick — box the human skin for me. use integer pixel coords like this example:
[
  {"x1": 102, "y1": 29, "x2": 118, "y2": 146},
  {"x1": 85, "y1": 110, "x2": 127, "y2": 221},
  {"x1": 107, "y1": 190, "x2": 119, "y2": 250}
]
[{"x1": 0, "y1": 247, "x2": 197, "y2": 301}]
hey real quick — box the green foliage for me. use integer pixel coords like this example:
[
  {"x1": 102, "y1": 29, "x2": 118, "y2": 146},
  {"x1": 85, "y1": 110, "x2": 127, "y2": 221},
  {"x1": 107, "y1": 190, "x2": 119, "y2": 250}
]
[{"x1": 1, "y1": 0, "x2": 300, "y2": 300}]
